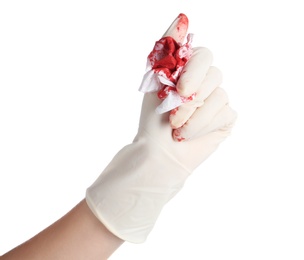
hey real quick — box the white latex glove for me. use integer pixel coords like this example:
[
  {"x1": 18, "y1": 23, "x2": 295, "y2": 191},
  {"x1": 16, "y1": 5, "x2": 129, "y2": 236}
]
[{"x1": 86, "y1": 13, "x2": 237, "y2": 243}]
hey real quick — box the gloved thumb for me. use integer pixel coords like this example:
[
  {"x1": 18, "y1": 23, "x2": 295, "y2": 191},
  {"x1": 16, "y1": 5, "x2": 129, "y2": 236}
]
[
  {"x1": 162, "y1": 13, "x2": 189, "y2": 44},
  {"x1": 138, "y1": 13, "x2": 190, "y2": 135}
]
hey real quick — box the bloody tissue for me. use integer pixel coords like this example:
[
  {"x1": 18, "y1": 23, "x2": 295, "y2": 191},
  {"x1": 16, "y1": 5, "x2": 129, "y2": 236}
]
[{"x1": 139, "y1": 33, "x2": 194, "y2": 114}]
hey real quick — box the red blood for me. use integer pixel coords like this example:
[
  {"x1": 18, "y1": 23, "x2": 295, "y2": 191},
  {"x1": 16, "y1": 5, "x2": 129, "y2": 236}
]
[
  {"x1": 148, "y1": 37, "x2": 180, "y2": 74},
  {"x1": 153, "y1": 55, "x2": 176, "y2": 70},
  {"x1": 181, "y1": 92, "x2": 196, "y2": 103},
  {"x1": 176, "y1": 137, "x2": 185, "y2": 142},
  {"x1": 176, "y1": 13, "x2": 188, "y2": 33},
  {"x1": 154, "y1": 67, "x2": 172, "y2": 79},
  {"x1": 144, "y1": 17, "x2": 195, "y2": 113},
  {"x1": 173, "y1": 128, "x2": 185, "y2": 142},
  {"x1": 174, "y1": 13, "x2": 189, "y2": 43},
  {"x1": 157, "y1": 86, "x2": 176, "y2": 100},
  {"x1": 170, "y1": 107, "x2": 178, "y2": 116},
  {"x1": 148, "y1": 36, "x2": 191, "y2": 99}
]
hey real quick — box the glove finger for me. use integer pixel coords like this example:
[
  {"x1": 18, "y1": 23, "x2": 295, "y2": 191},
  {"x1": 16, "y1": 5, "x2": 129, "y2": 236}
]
[
  {"x1": 169, "y1": 104, "x2": 196, "y2": 130},
  {"x1": 172, "y1": 87, "x2": 236, "y2": 141},
  {"x1": 162, "y1": 13, "x2": 189, "y2": 44},
  {"x1": 176, "y1": 46, "x2": 213, "y2": 98},
  {"x1": 196, "y1": 104, "x2": 237, "y2": 137},
  {"x1": 170, "y1": 66, "x2": 222, "y2": 129},
  {"x1": 139, "y1": 14, "x2": 189, "y2": 133},
  {"x1": 173, "y1": 104, "x2": 237, "y2": 142},
  {"x1": 194, "y1": 66, "x2": 223, "y2": 103},
  {"x1": 176, "y1": 126, "x2": 236, "y2": 171}
]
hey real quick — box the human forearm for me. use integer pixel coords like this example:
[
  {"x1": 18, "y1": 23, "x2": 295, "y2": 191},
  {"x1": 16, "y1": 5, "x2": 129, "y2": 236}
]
[{"x1": 1, "y1": 199, "x2": 123, "y2": 260}]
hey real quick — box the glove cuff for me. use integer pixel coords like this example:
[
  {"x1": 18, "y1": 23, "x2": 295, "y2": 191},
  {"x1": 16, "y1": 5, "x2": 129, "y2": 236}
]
[{"x1": 86, "y1": 135, "x2": 189, "y2": 243}]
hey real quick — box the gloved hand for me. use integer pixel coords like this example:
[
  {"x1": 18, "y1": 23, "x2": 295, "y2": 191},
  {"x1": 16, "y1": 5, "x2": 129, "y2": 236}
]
[{"x1": 86, "y1": 13, "x2": 237, "y2": 243}]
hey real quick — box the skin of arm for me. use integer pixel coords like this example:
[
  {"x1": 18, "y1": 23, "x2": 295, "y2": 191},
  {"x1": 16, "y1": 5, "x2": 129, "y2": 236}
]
[{"x1": 0, "y1": 199, "x2": 124, "y2": 260}]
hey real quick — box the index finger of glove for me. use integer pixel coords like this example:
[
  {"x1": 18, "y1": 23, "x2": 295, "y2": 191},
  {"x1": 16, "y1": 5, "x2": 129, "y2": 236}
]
[
  {"x1": 162, "y1": 13, "x2": 189, "y2": 44},
  {"x1": 176, "y1": 46, "x2": 213, "y2": 97}
]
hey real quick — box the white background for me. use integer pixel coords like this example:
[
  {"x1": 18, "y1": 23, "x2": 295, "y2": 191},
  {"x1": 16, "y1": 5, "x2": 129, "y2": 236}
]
[{"x1": 1, "y1": 0, "x2": 303, "y2": 259}]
